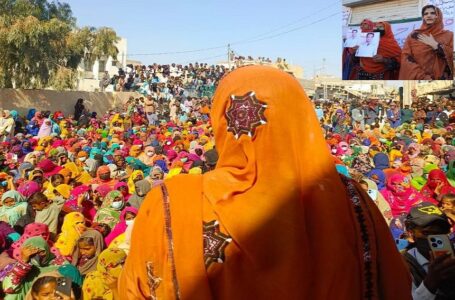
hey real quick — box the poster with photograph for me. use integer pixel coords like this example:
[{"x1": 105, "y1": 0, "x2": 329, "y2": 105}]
[
  {"x1": 355, "y1": 32, "x2": 380, "y2": 57},
  {"x1": 343, "y1": 27, "x2": 361, "y2": 47}
]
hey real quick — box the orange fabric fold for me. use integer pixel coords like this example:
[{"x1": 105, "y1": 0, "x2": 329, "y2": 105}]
[
  {"x1": 399, "y1": 7, "x2": 454, "y2": 79},
  {"x1": 119, "y1": 66, "x2": 411, "y2": 299}
]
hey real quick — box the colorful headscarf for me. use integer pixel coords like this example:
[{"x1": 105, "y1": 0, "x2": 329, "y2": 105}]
[
  {"x1": 420, "y1": 169, "x2": 455, "y2": 202},
  {"x1": 11, "y1": 223, "x2": 53, "y2": 260},
  {"x1": 0, "y1": 191, "x2": 27, "y2": 226},
  {"x1": 381, "y1": 174, "x2": 424, "y2": 217},
  {"x1": 54, "y1": 212, "x2": 87, "y2": 257},
  {"x1": 82, "y1": 248, "x2": 127, "y2": 300}
]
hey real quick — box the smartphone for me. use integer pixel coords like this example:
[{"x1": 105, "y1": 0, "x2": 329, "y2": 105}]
[
  {"x1": 56, "y1": 277, "x2": 72, "y2": 297},
  {"x1": 367, "y1": 189, "x2": 378, "y2": 201},
  {"x1": 427, "y1": 234, "x2": 455, "y2": 258}
]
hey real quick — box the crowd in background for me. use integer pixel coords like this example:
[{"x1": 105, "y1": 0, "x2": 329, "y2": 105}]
[
  {"x1": 100, "y1": 63, "x2": 227, "y2": 100},
  {"x1": 0, "y1": 77, "x2": 454, "y2": 298}
]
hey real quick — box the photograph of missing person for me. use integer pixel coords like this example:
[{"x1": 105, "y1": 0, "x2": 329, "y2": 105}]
[
  {"x1": 343, "y1": 28, "x2": 361, "y2": 48},
  {"x1": 342, "y1": 0, "x2": 453, "y2": 80},
  {"x1": 355, "y1": 32, "x2": 380, "y2": 58}
]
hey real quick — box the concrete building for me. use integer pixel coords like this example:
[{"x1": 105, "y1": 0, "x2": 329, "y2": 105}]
[
  {"x1": 77, "y1": 37, "x2": 128, "y2": 91},
  {"x1": 313, "y1": 76, "x2": 396, "y2": 101}
]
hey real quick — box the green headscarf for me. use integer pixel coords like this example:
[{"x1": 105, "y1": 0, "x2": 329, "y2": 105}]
[
  {"x1": 0, "y1": 191, "x2": 27, "y2": 226},
  {"x1": 126, "y1": 157, "x2": 151, "y2": 176},
  {"x1": 22, "y1": 236, "x2": 54, "y2": 268}
]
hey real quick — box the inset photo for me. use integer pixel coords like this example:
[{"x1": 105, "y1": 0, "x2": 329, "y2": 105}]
[{"x1": 342, "y1": 0, "x2": 454, "y2": 80}]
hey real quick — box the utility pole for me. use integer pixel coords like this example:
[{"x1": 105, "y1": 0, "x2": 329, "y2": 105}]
[{"x1": 227, "y1": 44, "x2": 231, "y2": 69}]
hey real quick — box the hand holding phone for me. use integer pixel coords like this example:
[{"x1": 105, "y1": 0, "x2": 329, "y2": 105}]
[
  {"x1": 55, "y1": 277, "x2": 72, "y2": 297},
  {"x1": 427, "y1": 235, "x2": 454, "y2": 258}
]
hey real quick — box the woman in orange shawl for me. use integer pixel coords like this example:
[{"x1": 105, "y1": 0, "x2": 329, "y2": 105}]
[
  {"x1": 351, "y1": 20, "x2": 402, "y2": 80},
  {"x1": 399, "y1": 5, "x2": 453, "y2": 80},
  {"x1": 119, "y1": 66, "x2": 411, "y2": 299}
]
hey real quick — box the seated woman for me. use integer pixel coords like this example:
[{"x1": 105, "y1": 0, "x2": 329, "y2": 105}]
[
  {"x1": 420, "y1": 169, "x2": 455, "y2": 203},
  {"x1": 93, "y1": 191, "x2": 125, "y2": 230},
  {"x1": 381, "y1": 173, "x2": 427, "y2": 217},
  {"x1": 0, "y1": 191, "x2": 28, "y2": 228},
  {"x1": 399, "y1": 5, "x2": 453, "y2": 79},
  {"x1": 2, "y1": 236, "x2": 82, "y2": 300},
  {"x1": 82, "y1": 248, "x2": 126, "y2": 300},
  {"x1": 104, "y1": 207, "x2": 138, "y2": 246},
  {"x1": 54, "y1": 212, "x2": 87, "y2": 258},
  {"x1": 10, "y1": 223, "x2": 58, "y2": 261},
  {"x1": 71, "y1": 230, "x2": 105, "y2": 276}
]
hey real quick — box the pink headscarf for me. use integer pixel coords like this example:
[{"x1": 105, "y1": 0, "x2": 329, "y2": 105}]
[
  {"x1": 337, "y1": 142, "x2": 352, "y2": 156},
  {"x1": 381, "y1": 174, "x2": 424, "y2": 217},
  {"x1": 114, "y1": 181, "x2": 131, "y2": 201},
  {"x1": 10, "y1": 223, "x2": 59, "y2": 260},
  {"x1": 95, "y1": 184, "x2": 112, "y2": 198},
  {"x1": 64, "y1": 185, "x2": 96, "y2": 221},
  {"x1": 104, "y1": 206, "x2": 138, "y2": 246},
  {"x1": 51, "y1": 140, "x2": 64, "y2": 148},
  {"x1": 17, "y1": 181, "x2": 41, "y2": 199}
]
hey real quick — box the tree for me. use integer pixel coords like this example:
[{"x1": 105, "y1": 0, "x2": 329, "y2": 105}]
[{"x1": 0, "y1": 0, "x2": 119, "y2": 90}]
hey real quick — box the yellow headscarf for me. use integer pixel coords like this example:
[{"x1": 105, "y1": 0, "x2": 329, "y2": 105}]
[
  {"x1": 62, "y1": 162, "x2": 81, "y2": 179},
  {"x1": 127, "y1": 170, "x2": 144, "y2": 194},
  {"x1": 82, "y1": 248, "x2": 127, "y2": 300},
  {"x1": 54, "y1": 212, "x2": 87, "y2": 256},
  {"x1": 165, "y1": 167, "x2": 183, "y2": 179},
  {"x1": 54, "y1": 184, "x2": 72, "y2": 199},
  {"x1": 199, "y1": 135, "x2": 214, "y2": 152},
  {"x1": 389, "y1": 149, "x2": 403, "y2": 164}
]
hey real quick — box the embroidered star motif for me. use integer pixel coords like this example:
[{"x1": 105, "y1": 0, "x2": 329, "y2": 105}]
[
  {"x1": 146, "y1": 261, "x2": 161, "y2": 300},
  {"x1": 203, "y1": 220, "x2": 232, "y2": 268},
  {"x1": 225, "y1": 91, "x2": 267, "y2": 139}
]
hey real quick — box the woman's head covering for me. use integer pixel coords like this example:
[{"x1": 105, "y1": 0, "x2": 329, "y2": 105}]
[
  {"x1": 37, "y1": 159, "x2": 63, "y2": 178},
  {"x1": 119, "y1": 66, "x2": 411, "y2": 299},
  {"x1": 54, "y1": 184, "x2": 72, "y2": 199},
  {"x1": 418, "y1": 6, "x2": 446, "y2": 35},
  {"x1": 382, "y1": 173, "x2": 424, "y2": 216},
  {"x1": 420, "y1": 169, "x2": 455, "y2": 202},
  {"x1": 101, "y1": 190, "x2": 124, "y2": 209},
  {"x1": 22, "y1": 236, "x2": 54, "y2": 266},
  {"x1": 97, "y1": 247, "x2": 127, "y2": 276},
  {"x1": 54, "y1": 212, "x2": 87, "y2": 257},
  {"x1": 1, "y1": 190, "x2": 25, "y2": 204},
  {"x1": 104, "y1": 207, "x2": 138, "y2": 246},
  {"x1": 367, "y1": 169, "x2": 386, "y2": 190},
  {"x1": 373, "y1": 152, "x2": 390, "y2": 170},
  {"x1": 82, "y1": 248, "x2": 127, "y2": 300},
  {"x1": 128, "y1": 180, "x2": 151, "y2": 209},
  {"x1": 0, "y1": 191, "x2": 27, "y2": 226},
  {"x1": 127, "y1": 170, "x2": 144, "y2": 194},
  {"x1": 95, "y1": 184, "x2": 112, "y2": 198},
  {"x1": 11, "y1": 223, "x2": 51, "y2": 260},
  {"x1": 72, "y1": 229, "x2": 105, "y2": 275}
]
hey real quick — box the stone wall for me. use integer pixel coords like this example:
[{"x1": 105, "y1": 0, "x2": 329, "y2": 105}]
[{"x1": 0, "y1": 89, "x2": 142, "y2": 116}]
